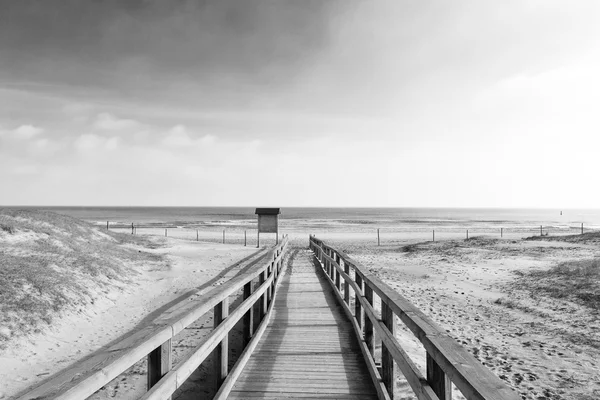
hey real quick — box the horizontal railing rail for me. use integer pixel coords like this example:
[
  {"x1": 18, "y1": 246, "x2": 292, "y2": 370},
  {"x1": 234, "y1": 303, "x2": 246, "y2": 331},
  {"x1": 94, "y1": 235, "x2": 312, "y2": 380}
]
[
  {"x1": 19, "y1": 236, "x2": 289, "y2": 400},
  {"x1": 309, "y1": 235, "x2": 519, "y2": 400}
]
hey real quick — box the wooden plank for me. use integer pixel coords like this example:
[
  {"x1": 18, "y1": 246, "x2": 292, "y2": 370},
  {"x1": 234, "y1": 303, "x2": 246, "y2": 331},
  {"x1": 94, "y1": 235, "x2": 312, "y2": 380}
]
[
  {"x1": 231, "y1": 249, "x2": 378, "y2": 399},
  {"x1": 140, "y1": 272, "x2": 276, "y2": 400},
  {"x1": 427, "y1": 353, "x2": 452, "y2": 400},
  {"x1": 214, "y1": 297, "x2": 229, "y2": 388},
  {"x1": 381, "y1": 301, "x2": 395, "y2": 399},
  {"x1": 311, "y1": 237, "x2": 521, "y2": 400},
  {"x1": 314, "y1": 251, "x2": 391, "y2": 400},
  {"x1": 147, "y1": 339, "x2": 172, "y2": 395},
  {"x1": 213, "y1": 250, "x2": 288, "y2": 400},
  {"x1": 243, "y1": 281, "x2": 254, "y2": 344}
]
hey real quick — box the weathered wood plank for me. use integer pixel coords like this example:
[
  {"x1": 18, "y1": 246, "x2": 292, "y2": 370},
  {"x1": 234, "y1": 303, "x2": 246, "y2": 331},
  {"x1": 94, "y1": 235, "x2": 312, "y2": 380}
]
[
  {"x1": 311, "y1": 237, "x2": 521, "y2": 400},
  {"x1": 147, "y1": 339, "x2": 172, "y2": 395},
  {"x1": 230, "y1": 249, "x2": 378, "y2": 399}
]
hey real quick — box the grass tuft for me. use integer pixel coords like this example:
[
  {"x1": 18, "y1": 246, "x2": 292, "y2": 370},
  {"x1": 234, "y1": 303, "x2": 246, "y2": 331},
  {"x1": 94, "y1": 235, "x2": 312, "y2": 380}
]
[
  {"x1": 0, "y1": 209, "x2": 166, "y2": 348},
  {"x1": 514, "y1": 258, "x2": 600, "y2": 310}
]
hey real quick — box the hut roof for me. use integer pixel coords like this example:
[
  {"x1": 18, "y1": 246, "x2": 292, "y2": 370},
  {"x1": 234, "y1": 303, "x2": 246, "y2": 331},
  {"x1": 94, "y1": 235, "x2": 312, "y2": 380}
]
[{"x1": 255, "y1": 208, "x2": 281, "y2": 215}]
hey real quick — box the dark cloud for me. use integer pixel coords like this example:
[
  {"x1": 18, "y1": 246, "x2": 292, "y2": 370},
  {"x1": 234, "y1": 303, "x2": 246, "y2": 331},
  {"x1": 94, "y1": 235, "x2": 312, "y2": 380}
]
[{"x1": 0, "y1": 0, "x2": 342, "y2": 89}]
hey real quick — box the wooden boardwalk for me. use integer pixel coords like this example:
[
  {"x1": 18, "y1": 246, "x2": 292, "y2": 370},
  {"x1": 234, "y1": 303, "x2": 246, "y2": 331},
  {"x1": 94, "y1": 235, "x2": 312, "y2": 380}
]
[{"x1": 228, "y1": 249, "x2": 378, "y2": 399}]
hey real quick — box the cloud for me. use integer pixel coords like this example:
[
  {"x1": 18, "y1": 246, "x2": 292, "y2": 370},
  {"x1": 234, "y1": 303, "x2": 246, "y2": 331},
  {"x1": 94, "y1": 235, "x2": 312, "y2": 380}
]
[
  {"x1": 93, "y1": 112, "x2": 141, "y2": 131},
  {"x1": 162, "y1": 125, "x2": 216, "y2": 147},
  {"x1": 0, "y1": 124, "x2": 43, "y2": 140},
  {"x1": 73, "y1": 133, "x2": 120, "y2": 151}
]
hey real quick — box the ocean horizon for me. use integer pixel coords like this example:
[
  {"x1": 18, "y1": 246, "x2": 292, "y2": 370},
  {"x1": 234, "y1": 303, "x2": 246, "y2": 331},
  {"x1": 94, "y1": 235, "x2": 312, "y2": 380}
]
[{"x1": 3, "y1": 206, "x2": 600, "y2": 230}]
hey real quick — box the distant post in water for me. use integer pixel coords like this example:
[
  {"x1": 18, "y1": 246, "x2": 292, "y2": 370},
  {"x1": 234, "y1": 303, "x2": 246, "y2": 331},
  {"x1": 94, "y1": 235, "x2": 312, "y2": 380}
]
[
  {"x1": 581, "y1": 223, "x2": 584, "y2": 235},
  {"x1": 255, "y1": 208, "x2": 281, "y2": 248},
  {"x1": 196, "y1": 229, "x2": 199, "y2": 241},
  {"x1": 222, "y1": 229, "x2": 225, "y2": 244},
  {"x1": 501, "y1": 227, "x2": 503, "y2": 237},
  {"x1": 433, "y1": 229, "x2": 435, "y2": 242},
  {"x1": 540, "y1": 225, "x2": 543, "y2": 236},
  {"x1": 244, "y1": 230, "x2": 247, "y2": 246},
  {"x1": 377, "y1": 228, "x2": 380, "y2": 246},
  {"x1": 106, "y1": 221, "x2": 109, "y2": 231},
  {"x1": 131, "y1": 223, "x2": 134, "y2": 235},
  {"x1": 466, "y1": 229, "x2": 469, "y2": 239},
  {"x1": 165, "y1": 228, "x2": 167, "y2": 237}
]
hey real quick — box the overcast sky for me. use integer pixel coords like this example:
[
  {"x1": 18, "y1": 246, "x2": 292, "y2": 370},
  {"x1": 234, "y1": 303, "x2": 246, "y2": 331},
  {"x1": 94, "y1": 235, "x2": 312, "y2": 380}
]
[{"x1": 1, "y1": 0, "x2": 599, "y2": 207}]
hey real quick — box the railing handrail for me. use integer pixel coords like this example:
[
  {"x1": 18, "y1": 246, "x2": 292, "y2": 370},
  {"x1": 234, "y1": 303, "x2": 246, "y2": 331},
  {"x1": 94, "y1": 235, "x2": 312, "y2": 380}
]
[
  {"x1": 309, "y1": 235, "x2": 519, "y2": 400},
  {"x1": 18, "y1": 237, "x2": 289, "y2": 400}
]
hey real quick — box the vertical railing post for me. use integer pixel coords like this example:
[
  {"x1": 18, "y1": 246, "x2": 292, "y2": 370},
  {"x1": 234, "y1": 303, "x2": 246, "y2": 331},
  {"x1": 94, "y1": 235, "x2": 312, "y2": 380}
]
[
  {"x1": 427, "y1": 354, "x2": 452, "y2": 400},
  {"x1": 259, "y1": 270, "x2": 267, "y2": 318},
  {"x1": 381, "y1": 301, "x2": 396, "y2": 398},
  {"x1": 329, "y1": 250, "x2": 335, "y2": 280},
  {"x1": 355, "y1": 273, "x2": 363, "y2": 329},
  {"x1": 147, "y1": 340, "x2": 172, "y2": 396},
  {"x1": 243, "y1": 282, "x2": 253, "y2": 345},
  {"x1": 266, "y1": 264, "x2": 272, "y2": 305},
  {"x1": 344, "y1": 260, "x2": 350, "y2": 305},
  {"x1": 335, "y1": 254, "x2": 341, "y2": 292},
  {"x1": 364, "y1": 285, "x2": 374, "y2": 357},
  {"x1": 214, "y1": 298, "x2": 229, "y2": 389}
]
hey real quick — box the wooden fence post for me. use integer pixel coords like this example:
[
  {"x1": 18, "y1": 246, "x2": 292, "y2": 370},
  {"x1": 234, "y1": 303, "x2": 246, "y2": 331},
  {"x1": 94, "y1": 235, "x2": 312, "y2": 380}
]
[
  {"x1": 364, "y1": 285, "x2": 374, "y2": 357},
  {"x1": 377, "y1": 228, "x2": 380, "y2": 246},
  {"x1": 106, "y1": 221, "x2": 109, "y2": 230},
  {"x1": 214, "y1": 298, "x2": 229, "y2": 389},
  {"x1": 466, "y1": 229, "x2": 468, "y2": 239},
  {"x1": 582, "y1": 223, "x2": 584, "y2": 235},
  {"x1": 244, "y1": 230, "x2": 247, "y2": 246},
  {"x1": 381, "y1": 301, "x2": 395, "y2": 398},
  {"x1": 501, "y1": 227, "x2": 503, "y2": 237},
  {"x1": 344, "y1": 261, "x2": 350, "y2": 305},
  {"x1": 540, "y1": 225, "x2": 543, "y2": 236},
  {"x1": 355, "y1": 274, "x2": 363, "y2": 328},
  {"x1": 196, "y1": 229, "x2": 199, "y2": 241},
  {"x1": 165, "y1": 228, "x2": 167, "y2": 237},
  {"x1": 433, "y1": 229, "x2": 435, "y2": 242},
  {"x1": 223, "y1": 229, "x2": 225, "y2": 244},
  {"x1": 243, "y1": 282, "x2": 253, "y2": 345},
  {"x1": 147, "y1": 340, "x2": 172, "y2": 396},
  {"x1": 259, "y1": 271, "x2": 267, "y2": 318},
  {"x1": 427, "y1": 353, "x2": 452, "y2": 400},
  {"x1": 335, "y1": 254, "x2": 341, "y2": 292},
  {"x1": 266, "y1": 264, "x2": 272, "y2": 305}
]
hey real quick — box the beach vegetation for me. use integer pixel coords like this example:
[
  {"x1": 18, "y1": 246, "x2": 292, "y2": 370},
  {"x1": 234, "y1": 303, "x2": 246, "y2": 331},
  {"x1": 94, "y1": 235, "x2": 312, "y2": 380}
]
[
  {"x1": 0, "y1": 223, "x2": 14, "y2": 234},
  {"x1": 0, "y1": 209, "x2": 167, "y2": 348},
  {"x1": 524, "y1": 231, "x2": 600, "y2": 244},
  {"x1": 513, "y1": 258, "x2": 600, "y2": 310}
]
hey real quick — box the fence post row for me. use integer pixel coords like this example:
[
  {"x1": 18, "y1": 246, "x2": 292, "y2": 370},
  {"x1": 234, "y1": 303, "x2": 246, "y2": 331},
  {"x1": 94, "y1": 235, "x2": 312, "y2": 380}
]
[{"x1": 308, "y1": 235, "x2": 520, "y2": 400}]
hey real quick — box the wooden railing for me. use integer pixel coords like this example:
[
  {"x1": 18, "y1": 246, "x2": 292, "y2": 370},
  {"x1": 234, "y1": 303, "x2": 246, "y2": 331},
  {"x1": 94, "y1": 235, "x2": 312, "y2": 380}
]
[
  {"x1": 309, "y1": 236, "x2": 519, "y2": 400},
  {"x1": 19, "y1": 236, "x2": 289, "y2": 400}
]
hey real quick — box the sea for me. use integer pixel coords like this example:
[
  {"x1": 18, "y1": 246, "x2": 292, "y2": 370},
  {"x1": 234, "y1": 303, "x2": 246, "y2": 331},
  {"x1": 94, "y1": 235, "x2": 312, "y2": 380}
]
[{"x1": 4, "y1": 206, "x2": 600, "y2": 240}]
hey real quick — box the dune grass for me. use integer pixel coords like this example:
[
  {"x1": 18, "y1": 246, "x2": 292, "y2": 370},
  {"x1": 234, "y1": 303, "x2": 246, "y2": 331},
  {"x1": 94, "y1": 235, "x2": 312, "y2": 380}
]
[
  {"x1": 0, "y1": 209, "x2": 167, "y2": 348},
  {"x1": 524, "y1": 230, "x2": 600, "y2": 244},
  {"x1": 512, "y1": 258, "x2": 600, "y2": 311}
]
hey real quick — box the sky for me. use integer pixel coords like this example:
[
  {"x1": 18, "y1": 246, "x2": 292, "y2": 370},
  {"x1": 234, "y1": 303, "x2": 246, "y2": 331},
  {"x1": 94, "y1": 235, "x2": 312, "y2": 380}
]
[{"x1": 1, "y1": 0, "x2": 599, "y2": 208}]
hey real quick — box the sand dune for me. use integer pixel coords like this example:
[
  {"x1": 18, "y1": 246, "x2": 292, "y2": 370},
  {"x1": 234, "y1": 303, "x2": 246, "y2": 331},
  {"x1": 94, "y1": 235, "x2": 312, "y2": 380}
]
[
  {"x1": 0, "y1": 211, "x2": 258, "y2": 398},
  {"x1": 342, "y1": 236, "x2": 600, "y2": 400}
]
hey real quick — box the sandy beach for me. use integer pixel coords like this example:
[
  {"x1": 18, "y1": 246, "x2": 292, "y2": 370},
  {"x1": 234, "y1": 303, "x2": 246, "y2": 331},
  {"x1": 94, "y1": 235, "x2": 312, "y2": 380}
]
[
  {"x1": 0, "y1": 228, "x2": 258, "y2": 399},
  {"x1": 2, "y1": 209, "x2": 600, "y2": 400},
  {"x1": 334, "y1": 235, "x2": 600, "y2": 400}
]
